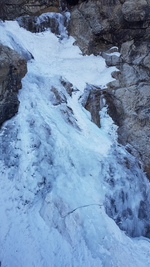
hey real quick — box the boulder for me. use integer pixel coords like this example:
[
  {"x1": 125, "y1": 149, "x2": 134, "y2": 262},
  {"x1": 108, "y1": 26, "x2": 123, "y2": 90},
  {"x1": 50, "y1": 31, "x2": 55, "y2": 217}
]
[{"x1": 122, "y1": 0, "x2": 149, "y2": 22}]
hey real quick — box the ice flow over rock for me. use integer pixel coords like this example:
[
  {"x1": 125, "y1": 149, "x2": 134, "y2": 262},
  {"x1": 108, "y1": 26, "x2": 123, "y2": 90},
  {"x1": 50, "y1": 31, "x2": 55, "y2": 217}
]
[{"x1": 0, "y1": 12, "x2": 150, "y2": 267}]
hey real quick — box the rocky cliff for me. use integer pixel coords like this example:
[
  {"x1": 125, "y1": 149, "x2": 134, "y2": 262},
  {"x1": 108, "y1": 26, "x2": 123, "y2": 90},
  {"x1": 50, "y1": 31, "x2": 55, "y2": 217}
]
[
  {"x1": 0, "y1": 44, "x2": 27, "y2": 126},
  {"x1": 68, "y1": 0, "x2": 150, "y2": 54},
  {"x1": 68, "y1": 0, "x2": 150, "y2": 179}
]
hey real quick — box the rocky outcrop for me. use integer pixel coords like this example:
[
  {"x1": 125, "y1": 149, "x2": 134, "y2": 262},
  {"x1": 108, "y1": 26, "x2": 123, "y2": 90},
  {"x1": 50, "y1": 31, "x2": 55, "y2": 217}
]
[
  {"x1": 68, "y1": 0, "x2": 150, "y2": 179},
  {"x1": 0, "y1": 44, "x2": 27, "y2": 126},
  {"x1": 68, "y1": 0, "x2": 123, "y2": 54},
  {"x1": 0, "y1": 0, "x2": 60, "y2": 20},
  {"x1": 16, "y1": 12, "x2": 68, "y2": 36},
  {"x1": 80, "y1": 84, "x2": 102, "y2": 128},
  {"x1": 105, "y1": 41, "x2": 150, "y2": 179},
  {"x1": 68, "y1": 0, "x2": 150, "y2": 54},
  {"x1": 122, "y1": 0, "x2": 149, "y2": 22}
]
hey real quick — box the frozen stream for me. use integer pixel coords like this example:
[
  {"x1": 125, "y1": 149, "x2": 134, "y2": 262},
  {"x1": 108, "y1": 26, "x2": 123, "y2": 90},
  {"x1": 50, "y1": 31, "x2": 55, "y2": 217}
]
[{"x1": 0, "y1": 13, "x2": 150, "y2": 267}]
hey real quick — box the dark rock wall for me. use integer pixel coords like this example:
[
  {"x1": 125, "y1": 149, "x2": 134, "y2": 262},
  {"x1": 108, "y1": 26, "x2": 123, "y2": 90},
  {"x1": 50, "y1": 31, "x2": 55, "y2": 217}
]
[
  {"x1": 68, "y1": 0, "x2": 150, "y2": 179},
  {"x1": 106, "y1": 40, "x2": 150, "y2": 179},
  {"x1": 0, "y1": 0, "x2": 60, "y2": 20},
  {"x1": 0, "y1": 44, "x2": 27, "y2": 126},
  {"x1": 68, "y1": 0, "x2": 150, "y2": 54}
]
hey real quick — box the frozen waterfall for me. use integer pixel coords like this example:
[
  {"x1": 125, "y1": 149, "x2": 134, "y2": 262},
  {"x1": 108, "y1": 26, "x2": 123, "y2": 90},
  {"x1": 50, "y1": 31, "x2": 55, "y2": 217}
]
[{"x1": 0, "y1": 12, "x2": 150, "y2": 267}]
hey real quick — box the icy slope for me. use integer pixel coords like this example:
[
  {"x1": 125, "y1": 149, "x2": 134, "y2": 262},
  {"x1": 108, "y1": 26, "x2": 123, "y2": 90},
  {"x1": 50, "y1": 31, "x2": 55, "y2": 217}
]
[{"x1": 0, "y1": 16, "x2": 150, "y2": 267}]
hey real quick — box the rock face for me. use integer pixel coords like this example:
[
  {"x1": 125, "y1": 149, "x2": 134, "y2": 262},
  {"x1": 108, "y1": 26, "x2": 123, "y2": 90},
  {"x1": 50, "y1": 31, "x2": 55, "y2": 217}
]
[
  {"x1": 68, "y1": 0, "x2": 150, "y2": 54},
  {"x1": 0, "y1": 0, "x2": 60, "y2": 20},
  {"x1": 80, "y1": 84, "x2": 102, "y2": 128},
  {"x1": 68, "y1": 0, "x2": 150, "y2": 179},
  {"x1": 122, "y1": 0, "x2": 149, "y2": 22},
  {"x1": 0, "y1": 44, "x2": 27, "y2": 126},
  {"x1": 68, "y1": 0, "x2": 123, "y2": 54},
  {"x1": 106, "y1": 40, "x2": 150, "y2": 179},
  {"x1": 16, "y1": 12, "x2": 68, "y2": 35}
]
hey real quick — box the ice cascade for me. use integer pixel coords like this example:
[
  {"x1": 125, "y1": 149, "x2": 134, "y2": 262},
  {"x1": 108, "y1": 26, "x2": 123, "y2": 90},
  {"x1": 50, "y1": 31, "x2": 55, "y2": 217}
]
[{"x1": 0, "y1": 12, "x2": 150, "y2": 267}]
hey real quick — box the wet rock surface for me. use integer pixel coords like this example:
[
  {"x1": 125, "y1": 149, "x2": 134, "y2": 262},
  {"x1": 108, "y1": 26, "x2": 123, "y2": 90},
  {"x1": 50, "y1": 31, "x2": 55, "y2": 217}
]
[{"x1": 0, "y1": 44, "x2": 27, "y2": 126}]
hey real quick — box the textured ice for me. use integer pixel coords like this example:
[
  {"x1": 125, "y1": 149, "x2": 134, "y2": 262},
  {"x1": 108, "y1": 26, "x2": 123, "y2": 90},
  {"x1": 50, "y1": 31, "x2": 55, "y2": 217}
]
[{"x1": 0, "y1": 15, "x2": 150, "y2": 267}]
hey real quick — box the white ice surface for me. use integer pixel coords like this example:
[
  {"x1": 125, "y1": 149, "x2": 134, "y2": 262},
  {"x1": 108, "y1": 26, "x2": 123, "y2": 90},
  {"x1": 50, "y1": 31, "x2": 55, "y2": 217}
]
[{"x1": 0, "y1": 18, "x2": 150, "y2": 267}]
